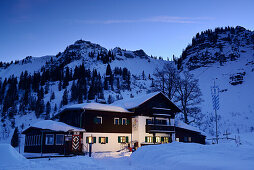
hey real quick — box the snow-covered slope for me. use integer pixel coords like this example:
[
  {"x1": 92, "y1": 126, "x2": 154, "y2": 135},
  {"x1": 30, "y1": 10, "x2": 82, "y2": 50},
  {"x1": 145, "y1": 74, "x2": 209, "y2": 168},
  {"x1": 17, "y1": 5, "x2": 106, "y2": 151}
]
[
  {"x1": 0, "y1": 55, "x2": 54, "y2": 79},
  {"x1": 0, "y1": 39, "x2": 168, "y2": 143},
  {"x1": 179, "y1": 26, "x2": 254, "y2": 135},
  {"x1": 1, "y1": 26, "x2": 254, "y2": 143}
]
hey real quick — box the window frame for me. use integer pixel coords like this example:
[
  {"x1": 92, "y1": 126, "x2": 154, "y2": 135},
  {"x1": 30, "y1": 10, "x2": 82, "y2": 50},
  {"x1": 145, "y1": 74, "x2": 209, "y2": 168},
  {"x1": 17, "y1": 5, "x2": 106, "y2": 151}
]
[
  {"x1": 122, "y1": 118, "x2": 127, "y2": 125},
  {"x1": 56, "y1": 134, "x2": 65, "y2": 145},
  {"x1": 99, "y1": 137, "x2": 108, "y2": 144},
  {"x1": 96, "y1": 116, "x2": 102, "y2": 124},
  {"x1": 114, "y1": 118, "x2": 120, "y2": 125},
  {"x1": 156, "y1": 136, "x2": 161, "y2": 143},
  {"x1": 45, "y1": 134, "x2": 55, "y2": 145},
  {"x1": 118, "y1": 136, "x2": 128, "y2": 143}
]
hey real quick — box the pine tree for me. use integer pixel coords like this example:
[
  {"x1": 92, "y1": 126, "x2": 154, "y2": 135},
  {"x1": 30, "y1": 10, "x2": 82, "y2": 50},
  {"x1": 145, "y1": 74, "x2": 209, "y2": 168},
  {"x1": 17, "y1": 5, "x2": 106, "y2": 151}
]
[
  {"x1": 45, "y1": 82, "x2": 49, "y2": 94},
  {"x1": 71, "y1": 81, "x2": 77, "y2": 101},
  {"x1": 107, "y1": 95, "x2": 114, "y2": 104},
  {"x1": 62, "y1": 89, "x2": 68, "y2": 106},
  {"x1": 54, "y1": 104, "x2": 57, "y2": 112},
  {"x1": 58, "y1": 80, "x2": 62, "y2": 91},
  {"x1": 35, "y1": 99, "x2": 44, "y2": 118},
  {"x1": 11, "y1": 127, "x2": 19, "y2": 148},
  {"x1": 45, "y1": 101, "x2": 51, "y2": 120},
  {"x1": 142, "y1": 70, "x2": 145, "y2": 80}
]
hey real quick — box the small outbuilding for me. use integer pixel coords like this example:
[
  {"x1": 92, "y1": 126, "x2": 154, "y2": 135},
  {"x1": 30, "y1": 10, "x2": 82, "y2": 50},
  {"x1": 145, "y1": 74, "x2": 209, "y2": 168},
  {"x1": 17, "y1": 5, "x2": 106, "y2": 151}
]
[
  {"x1": 22, "y1": 120, "x2": 85, "y2": 154},
  {"x1": 175, "y1": 121, "x2": 206, "y2": 144}
]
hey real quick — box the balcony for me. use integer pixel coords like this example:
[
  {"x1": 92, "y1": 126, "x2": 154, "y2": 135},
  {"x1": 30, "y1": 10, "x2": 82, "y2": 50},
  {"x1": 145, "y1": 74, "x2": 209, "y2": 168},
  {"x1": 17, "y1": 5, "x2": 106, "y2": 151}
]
[{"x1": 146, "y1": 124, "x2": 175, "y2": 133}]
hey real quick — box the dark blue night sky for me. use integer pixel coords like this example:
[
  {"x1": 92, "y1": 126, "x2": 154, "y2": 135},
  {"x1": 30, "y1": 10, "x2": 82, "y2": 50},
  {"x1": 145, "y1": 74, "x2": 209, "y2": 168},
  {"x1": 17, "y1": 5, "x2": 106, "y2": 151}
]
[{"x1": 0, "y1": 0, "x2": 253, "y2": 62}]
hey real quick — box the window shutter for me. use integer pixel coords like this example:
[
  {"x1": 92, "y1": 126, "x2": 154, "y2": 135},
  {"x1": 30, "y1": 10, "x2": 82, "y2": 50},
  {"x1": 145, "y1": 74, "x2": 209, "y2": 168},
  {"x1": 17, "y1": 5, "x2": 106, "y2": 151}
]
[
  {"x1": 127, "y1": 119, "x2": 130, "y2": 125},
  {"x1": 119, "y1": 118, "x2": 122, "y2": 125},
  {"x1": 161, "y1": 137, "x2": 164, "y2": 142},
  {"x1": 93, "y1": 137, "x2": 96, "y2": 143},
  {"x1": 125, "y1": 136, "x2": 129, "y2": 143},
  {"x1": 93, "y1": 117, "x2": 97, "y2": 124},
  {"x1": 126, "y1": 136, "x2": 129, "y2": 143},
  {"x1": 106, "y1": 137, "x2": 108, "y2": 143},
  {"x1": 118, "y1": 136, "x2": 121, "y2": 143},
  {"x1": 145, "y1": 136, "x2": 147, "y2": 143},
  {"x1": 86, "y1": 137, "x2": 89, "y2": 143},
  {"x1": 99, "y1": 137, "x2": 101, "y2": 143},
  {"x1": 153, "y1": 137, "x2": 156, "y2": 143}
]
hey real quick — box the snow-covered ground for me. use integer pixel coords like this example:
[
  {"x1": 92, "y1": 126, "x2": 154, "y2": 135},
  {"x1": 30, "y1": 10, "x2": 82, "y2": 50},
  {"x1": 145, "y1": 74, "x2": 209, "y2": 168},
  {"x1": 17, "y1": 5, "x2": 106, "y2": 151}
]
[{"x1": 1, "y1": 133, "x2": 254, "y2": 170}]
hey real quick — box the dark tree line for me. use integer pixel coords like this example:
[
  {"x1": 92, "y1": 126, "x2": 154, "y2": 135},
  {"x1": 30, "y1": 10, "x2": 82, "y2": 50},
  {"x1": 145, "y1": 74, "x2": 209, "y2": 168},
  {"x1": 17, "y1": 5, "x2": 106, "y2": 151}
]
[{"x1": 0, "y1": 62, "x2": 132, "y2": 120}]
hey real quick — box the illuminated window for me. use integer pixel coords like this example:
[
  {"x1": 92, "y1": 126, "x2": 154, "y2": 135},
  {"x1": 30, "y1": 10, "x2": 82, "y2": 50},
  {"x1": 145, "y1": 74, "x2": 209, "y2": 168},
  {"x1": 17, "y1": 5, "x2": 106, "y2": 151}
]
[
  {"x1": 188, "y1": 137, "x2": 192, "y2": 142},
  {"x1": 118, "y1": 136, "x2": 129, "y2": 143},
  {"x1": 161, "y1": 137, "x2": 169, "y2": 143},
  {"x1": 114, "y1": 118, "x2": 119, "y2": 125},
  {"x1": 176, "y1": 138, "x2": 180, "y2": 142},
  {"x1": 99, "y1": 137, "x2": 108, "y2": 144},
  {"x1": 56, "y1": 134, "x2": 64, "y2": 145},
  {"x1": 156, "y1": 136, "x2": 161, "y2": 143},
  {"x1": 45, "y1": 134, "x2": 54, "y2": 145},
  {"x1": 145, "y1": 136, "x2": 153, "y2": 143},
  {"x1": 86, "y1": 136, "x2": 96, "y2": 143}
]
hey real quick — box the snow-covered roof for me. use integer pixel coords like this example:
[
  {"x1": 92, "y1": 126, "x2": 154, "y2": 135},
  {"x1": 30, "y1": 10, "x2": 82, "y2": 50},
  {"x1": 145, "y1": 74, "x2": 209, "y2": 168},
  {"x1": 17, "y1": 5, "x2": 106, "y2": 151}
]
[
  {"x1": 112, "y1": 92, "x2": 161, "y2": 109},
  {"x1": 23, "y1": 120, "x2": 85, "y2": 133},
  {"x1": 65, "y1": 102, "x2": 131, "y2": 113},
  {"x1": 175, "y1": 121, "x2": 206, "y2": 136}
]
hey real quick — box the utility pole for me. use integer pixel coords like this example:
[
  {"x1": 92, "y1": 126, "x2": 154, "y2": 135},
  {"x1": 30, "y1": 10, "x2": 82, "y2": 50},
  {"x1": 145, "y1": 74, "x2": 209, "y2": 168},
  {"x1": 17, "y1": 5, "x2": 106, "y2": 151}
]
[{"x1": 211, "y1": 80, "x2": 220, "y2": 144}]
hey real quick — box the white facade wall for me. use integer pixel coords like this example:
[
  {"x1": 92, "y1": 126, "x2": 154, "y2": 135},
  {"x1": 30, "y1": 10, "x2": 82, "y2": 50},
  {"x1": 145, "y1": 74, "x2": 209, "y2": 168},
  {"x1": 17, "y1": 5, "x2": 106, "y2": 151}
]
[
  {"x1": 82, "y1": 132, "x2": 131, "y2": 152},
  {"x1": 132, "y1": 116, "x2": 174, "y2": 147}
]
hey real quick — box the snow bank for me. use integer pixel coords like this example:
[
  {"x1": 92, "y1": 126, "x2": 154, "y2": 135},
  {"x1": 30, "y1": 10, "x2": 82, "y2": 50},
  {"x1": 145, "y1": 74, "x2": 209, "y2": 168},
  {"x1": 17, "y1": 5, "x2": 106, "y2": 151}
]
[
  {"x1": 66, "y1": 102, "x2": 131, "y2": 113},
  {"x1": 23, "y1": 120, "x2": 85, "y2": 133},
  {"x1": 131, "y1": 142, "x2": 254, "y2": 170},
  {"x1": 0, "y1": 144, "x2": 30, "y2": 169}
]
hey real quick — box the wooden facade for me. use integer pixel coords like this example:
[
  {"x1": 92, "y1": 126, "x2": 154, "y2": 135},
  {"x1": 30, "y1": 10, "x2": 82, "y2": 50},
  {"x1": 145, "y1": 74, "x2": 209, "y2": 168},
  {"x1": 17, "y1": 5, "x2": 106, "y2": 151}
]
[
  {"x1": 59, "y1": 109, "x2": 132, "y2": 133},
  {"x1": 175, "y1": 127, "x2": 206, "y2": 144}
]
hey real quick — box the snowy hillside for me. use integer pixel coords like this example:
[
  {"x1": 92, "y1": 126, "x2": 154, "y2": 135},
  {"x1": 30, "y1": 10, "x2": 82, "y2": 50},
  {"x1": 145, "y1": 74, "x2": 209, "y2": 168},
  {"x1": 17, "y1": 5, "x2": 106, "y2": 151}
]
[
  {"x1": 177, "y1": 26, "x2": 254, "y2": 135},
  {"x1": 0, "y1": 39, "x2": 168, "y2": 142},
  {"x1": 0, "y1": 26, "x2": 254, "y2": 143}
]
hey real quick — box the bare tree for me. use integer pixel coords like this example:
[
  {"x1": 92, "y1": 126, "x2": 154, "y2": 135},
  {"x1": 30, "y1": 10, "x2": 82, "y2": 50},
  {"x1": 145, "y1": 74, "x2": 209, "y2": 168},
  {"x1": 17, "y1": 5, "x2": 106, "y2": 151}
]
[
  {"x1": 175, "y1": 71, "x2": 202, "y2": 124},
  {"x1": 153, "y1": 63, "x2": 179, "y2": 100}
]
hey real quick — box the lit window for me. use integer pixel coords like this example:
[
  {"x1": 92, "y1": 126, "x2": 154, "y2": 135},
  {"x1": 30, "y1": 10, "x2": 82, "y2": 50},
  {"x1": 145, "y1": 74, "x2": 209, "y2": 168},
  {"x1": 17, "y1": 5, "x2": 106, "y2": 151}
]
[
  {"x1": 94, "y1": 116, "x2": 102, "y2": 124},
  {"x1": 45, "y1": 134, "x2": 54, "y2": 145},
  {"x1": 145, "y1": 136, "x2": 153, "y2": 143},
  {"x1": 114, "y1": 118, "x2": 119, "y2": 125},
  {"x1": 122, "y1": 118, "x2": 127, "y2": 125},
  {"x1": 56, "y1": 134, "x2": 64, "y2": 145},
  {"x1": 176, "y1": 138, "x2": 180, "y2": 142},
  {"x1": 99, "y1": 137, "x2": 108, "y2": 144},
  {"x1": 86, "y1": 136, "x2": 96, "y2": 144},
  {"x1": 118, "y1": 136, "x2": 129, "y2": 143},
  {"x1": 188, "y1": 137, "x2": 192, "y2": 142},
  {"x1": 161, "y1": 137, "x2": 169, "y2": 143},
  {"x1": 156, "y1": 136, "x2": 161, "y2": 143}
]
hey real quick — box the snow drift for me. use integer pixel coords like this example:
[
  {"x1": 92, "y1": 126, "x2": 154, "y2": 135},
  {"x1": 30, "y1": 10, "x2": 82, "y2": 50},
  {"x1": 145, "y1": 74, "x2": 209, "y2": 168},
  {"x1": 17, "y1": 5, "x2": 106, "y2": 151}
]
[{"x1": 131, "y1": 140, "x2": 254, "y2": 170}]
